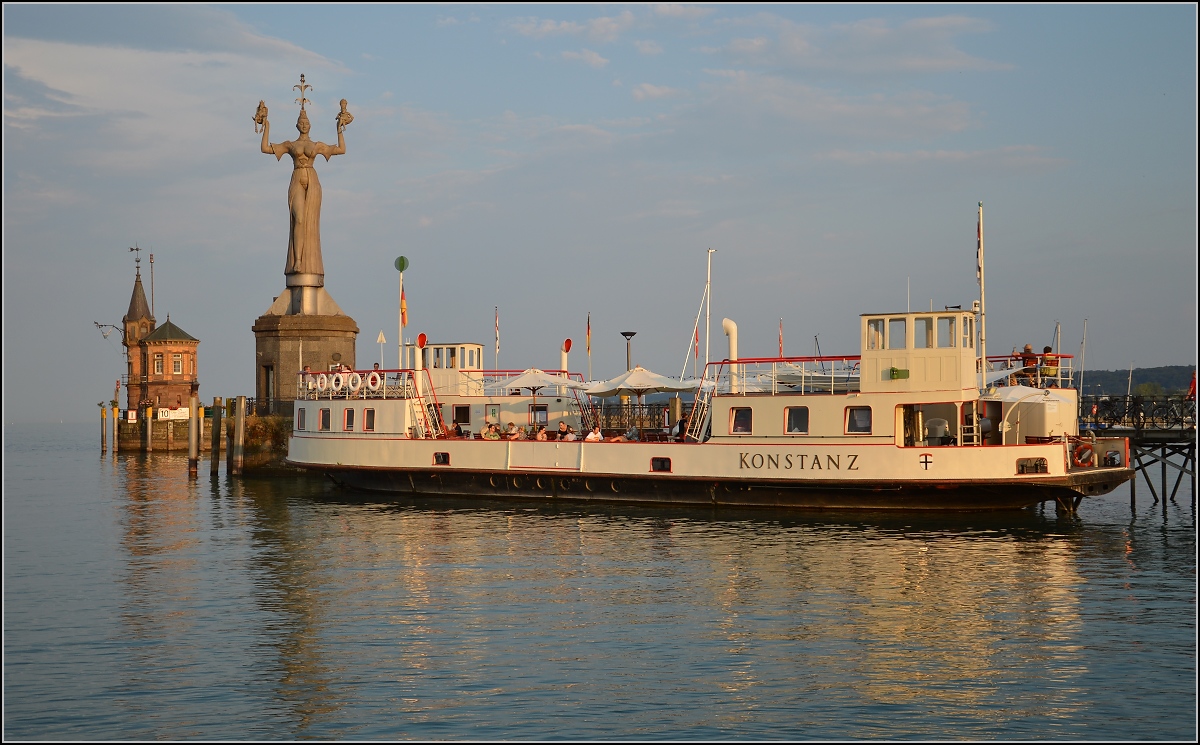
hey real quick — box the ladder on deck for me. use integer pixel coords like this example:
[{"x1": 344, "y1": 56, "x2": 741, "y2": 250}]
[
  {"x1": 568, "y1": 390, "x2": 596, "y2": 432},
  {"x1": 961, "y1": 410, "x2": 982, "y2": 446},
  {"x1": 686, "y1": 376, "x2": 716, "y2": 442},
  {"x1": 407, "y1": 375, "x2": 444, "y2": 439}
]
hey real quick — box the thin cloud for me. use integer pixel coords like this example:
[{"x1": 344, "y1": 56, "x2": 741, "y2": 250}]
[
  {"x1": 562, "y1": 49, "x2": 610, "y2": 69},
  {"x1": 508, "y1": 17, "x2": 584, "y2": 38},
  {"x1": 634, "y1": 40, "x2": 664, "y2": 55},
  {"x1": 654, "y1": 4, "x2": 715, "y2": 20},
  {"x1": 507, "y1": 10, "x2": 636, "y2": 44},
  {"x1": 818, "y1": 145, "x2": 1068, "y2": 169},
  {"x1": 632, "y1": 83, "x2": 683, "y2": 101}
]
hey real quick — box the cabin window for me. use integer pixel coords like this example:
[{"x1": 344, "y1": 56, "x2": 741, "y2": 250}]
[
  {"x1": 846, "y1": 406, "x2": 872, "y2": 434},
  {"x1": 154, "y1": 354, "x2": 164, "y2": 375},
  {"x1": 433, "y1": 348, "x2": 442, "y2": 368},
  {"x1": 319, "y1": 408, "x2": 331, "y2": 431},
  {"x1": 453, "y1": 405, "x2": 470, "y2": 424},
  {"x1": 173, "y1": 354, "x2": 183, "y2": 375},
  {"x1": 937, "y1": 317, "x2": 956, "y2": 348},
  {"x1": 469, "y1": 349, "x2": 476, "y2": 368},
  {"x1": 344, "y1": 408, "x2": 355, "y2": 431},
  {"x1": 530, "y1": 404, "x2": 548, "y2": 426},
  {"x1": 730, "y1": 407, "x2": 753, "y2": 434},
  {"x1": 963, "y1": 316, "x2": 974, "y2": 348},
  {"x1": 914, "y1": 317, "x2": 933, "y2": 349},
  {"x1": 785, "y1": 406, "x2": 809, "y2": 434},
  {"x1": 433, "y1": 452, "x2": 450, "y2": 466},
  {"x1": 651, "y1": 457, "x2": 672, "y2": 473},
  {"x1": 296, "y1": 408, "x2": 306, "y2": 431},
  {"x1": 888, "y1": 318, "x2": 906, "y2": 350},
  {"x1": 867, "y1": 319, "x2": 885, "y2": 350},
  {"x1": 364, "y1": 409, "x2": 376, "y2": 432}
]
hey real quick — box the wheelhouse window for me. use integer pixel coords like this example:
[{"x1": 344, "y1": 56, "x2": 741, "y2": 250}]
[
  {"x1": 530, "y1": 404, "x2": 548, "y2": 426},
  {"x1": 364, "y1": 408, "x2": 376, "y2": 432},
  {"x1": 914, "y1": 317, "x2": 933, "y2": 349},
  {"x1": 785, "y1": 406, "x2": 809, "y2": 434},
  {"x1": 962, "y1": 315, "x2": 974, "y2": 348},
  {"x1": 846, "y1": 406, "x2": 872, "y2": 434},
  {"x1": 867, "y1": 319, "x2": 885, "y2": 350},
  {"x1": 296, "y1": 408, "x2": 306, "y2": 431},
  {"x1": 319, "y1": 408, "x2": 331, "y2": 431},
  {"x1": 888, "y1": 318, "x2": 907, "y2": 350},
  {"x1": 937, "y1": 317, "x2": 956, "y2": 348},
  {"x1": 344, "y1": 408, "x2": 355, "y2": 431},
  {"x1": 730, "y1": 407, "x2": 753, "y2": 434}
]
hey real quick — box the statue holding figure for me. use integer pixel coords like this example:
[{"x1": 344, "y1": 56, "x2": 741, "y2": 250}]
[{"x1": 255, "y1": 74, "x2": 352, "y2": 280}]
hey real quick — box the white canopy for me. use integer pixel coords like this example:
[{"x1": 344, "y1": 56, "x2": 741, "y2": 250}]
[
  {"x1": 489, "y1": 368, "x2": 588, "y2": 393},
  {"x1": 586, "y1": 366, "x2": 700, "y2": 398}
]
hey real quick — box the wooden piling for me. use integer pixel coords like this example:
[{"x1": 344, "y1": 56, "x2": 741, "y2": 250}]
[
  {"x1": 210, "y1": 397, "x2": 223, "y2": 474},
  {"x1": 231, "y1": 395, "x2": 246, "y2": 475},
  {"x1": 111, "y1": 405, "x2": 119, "y2": 454},
  {"x1": 101, "y1": 406, "x2": 107, "y2": 453},
  {"x1": 144, "y1": 404, "x2": 154, "y2": 452},
  {"x1": 187, "y1": 395, "x2": 199, "y2": 477}
]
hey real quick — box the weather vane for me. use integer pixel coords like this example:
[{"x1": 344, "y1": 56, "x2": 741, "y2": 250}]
[
  {"x1": 294, "y1": 73, "x2": 312, "y2": 110},
  {"x1": 129, "y1": 243, "x2": 141, "y2": 271}
]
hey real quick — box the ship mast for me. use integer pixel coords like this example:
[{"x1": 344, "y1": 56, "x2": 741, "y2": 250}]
[{"x1": 977, "y1": 202, "x2": 987, "y2": 389}]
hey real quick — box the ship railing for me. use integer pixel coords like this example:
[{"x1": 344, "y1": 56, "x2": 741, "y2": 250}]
[
  {"x1": 294, "y1": 368, "x2": 436, "y2": 402},
  {"x1": 983, "y1": 353, "x2": 1076, "y2": 389},
  {"x1": 1079, "y1": 394, "x2": 1196, "y2": 431},
  {"x1": 697, "y1": 355, "x2": 863, "y2": 397}
]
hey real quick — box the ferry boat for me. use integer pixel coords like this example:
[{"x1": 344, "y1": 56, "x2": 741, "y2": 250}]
[{"x1": 286, "y1": 309, "x2": 1133, "y2": 514}]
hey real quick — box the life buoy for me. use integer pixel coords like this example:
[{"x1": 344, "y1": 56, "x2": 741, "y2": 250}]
[
  {"x1": 347, "y1": 372, "x2": 362, "y2": 394},
  {"x1": 316, "y1": 373, "x2": 329, "y2": 392},
  {"x1": 331, "y1": 373, "x2": 345, "y2": 392},
  {"x1": 1072, "y1": 443, "x2": 1094, "y2": 467},
  {"x1": 366, "y1": 371, "x2": 382, "y2": 391}
]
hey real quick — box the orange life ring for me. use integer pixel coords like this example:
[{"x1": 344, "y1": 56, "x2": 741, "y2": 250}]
[{"x1": 1072, "y1": 443, "x2": 1094, "y2": 467}]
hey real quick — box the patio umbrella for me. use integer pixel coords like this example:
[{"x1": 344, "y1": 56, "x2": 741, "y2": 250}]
[
  {"x1": 494, "y1": 368, "x2": 589, "y2": 393},
  {"x1": 586, "y1": 366, "x2": 700, "y2": 399}
]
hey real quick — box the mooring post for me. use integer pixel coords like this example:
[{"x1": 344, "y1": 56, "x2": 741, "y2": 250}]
[
  {"x1": 112, "y1": 404, "x2": 119, "y2": 455},
  {"x1": 210, "y1": 397, "x2": 223, "y2": 474},
  {"x1": 231, "y1": 395, "x2": 246, "y2": 476},
  {"x1": 187, "y1": 394, "x2": 199, "y2": 478},
  {"x1": 101, "y1": 406, "x2": 107, "y2": 453},
  {"x1": 144, "y1": 404, "x2": 154, "y2": 453}
]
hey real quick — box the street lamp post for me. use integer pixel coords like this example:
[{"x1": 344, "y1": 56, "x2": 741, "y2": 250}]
[{"x1": 621, "y1": 331, "x2": 637, "y2": 371}]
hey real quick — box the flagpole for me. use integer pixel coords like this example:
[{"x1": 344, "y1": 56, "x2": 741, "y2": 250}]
[
  {"x1": 705, "y1": 249, "x2": 715, "y2": 368},
  {"x1": 494, "y1": 306, "x2": 499, "y2": 370},
  {"x1": 779, "y1": 318, "x2": 783, "y2": 358},
  {"x1": 587, "y1": 312, "x2": 592, "y2": 382},
  {"x1": 977, "y1": 202, "x2": 987, "y2": 387}
]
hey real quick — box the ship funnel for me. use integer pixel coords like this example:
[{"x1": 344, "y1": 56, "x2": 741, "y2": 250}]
[
  {"x1": 559, "y1": 338, "x2": 572, "y2": 394},
  {"x1": 723, "y1": 318, "x2": 738, "y2": 393}
]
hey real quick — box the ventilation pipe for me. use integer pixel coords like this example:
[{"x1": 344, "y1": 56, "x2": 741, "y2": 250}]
[
  {"x1": 559, "y1": 338, "x2": 572, "y2": 394},
  {"x1": 723, "y1": 318, "x2": 738, "y2": 394}
]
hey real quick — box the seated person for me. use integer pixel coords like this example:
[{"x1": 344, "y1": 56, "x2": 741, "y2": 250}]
[
  {"x1": 482, "y1": 424, "x2": 502, "y2": 441},
  {"x1": 505, "y1": 422, "x2": 521, "y2": 440},
  {"x1": 1017, "y1": 343, "x2": 1038, "y2": 385},
  {"x1": 607, "y1": 425, "x2": 640, "y2": 442},
  {"x1": 535, "y1": 425, "x2": 548, "y2": 441},
  {"x1": 555, "y1": 421, "x2": 570, "y2": 440},
  {"x1": 563, "y1": 426, "x2": 577, "y2": 441},
  {"x1": 1038, "y1": 346, "x2": 1059, "y2": 385},
  {"x1": 444, "y1": 422, "x2": 462, "y2": 438},
  {"x1": 584, "y1": 425, "x2": 603, "y2": 442}
]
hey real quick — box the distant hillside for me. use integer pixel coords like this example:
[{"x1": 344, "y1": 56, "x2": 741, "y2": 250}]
[{"x1": 1078, "y1": 366, "x2": 1195, "y2": 396}]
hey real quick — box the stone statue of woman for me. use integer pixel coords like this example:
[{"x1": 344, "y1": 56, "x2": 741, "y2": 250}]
[{"x1": 255, "y1": 94, "x2": 349, "y2": 280}]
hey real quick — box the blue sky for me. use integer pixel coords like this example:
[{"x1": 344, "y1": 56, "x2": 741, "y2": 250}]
[{"x1": 3, "y1": 4, "x2": 1196, "y2": 422}]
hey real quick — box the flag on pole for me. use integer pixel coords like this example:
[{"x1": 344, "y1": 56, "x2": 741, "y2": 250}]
[
  {"x1": 494, "y1": 306, "x2": 500, "y2": 357},
  {"x1": 400, "y1": 289, "x2": 408, "y2": 327},
  {"x1": 976, "y1": 213, "x2": 982, "y2": 285},
  {"x1": 586, "y1": 313, "x2": 591, "y2": 355},
  {"x1": 779, "y1": 318, "x2": 784, "y2": 357},
  {"x1": 694, "y1": 325, "x2": 700, "y2": 359}
]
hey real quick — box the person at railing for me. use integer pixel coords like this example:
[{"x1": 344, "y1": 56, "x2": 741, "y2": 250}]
[
  {"x1": 482, "y1": 424, "x2": 502, "y2": 441},
  {"x1": 563, "y1": 426, "x2": 577, "y2": 442},
  {"x1": 1010, "y1": 344, "x2": 1037, "y2": 386},
  {"x1": 555, "y1": 421, "x2": 570, "y2": 440},
  {"x1": 446, "y1": 421, "x2": 464, "y2": 438},
  {"x1": 1038, "y1": 346, "x2": 1059, "y2": 387},
  {"x1": 535, "y1": 425, "x2": 548, "y2": 441},
  {"x1": 584, "y1": 425, "x2": 602, "y2": 442},
  {"x1": 505, "y1": 422, "x2": 521, "y2": 440},
  {"x1": 607, "y1": 425, "x2": 640, "y2": 442}
]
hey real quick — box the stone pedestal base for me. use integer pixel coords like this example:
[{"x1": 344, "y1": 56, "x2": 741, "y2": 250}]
[{"x1": 252, "y1": 313, "x2": 359, "y2": 413}]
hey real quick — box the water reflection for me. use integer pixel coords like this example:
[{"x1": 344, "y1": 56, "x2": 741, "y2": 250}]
[{"x1": 40, "y1": 439, "x2": 1184, "y2": 739}]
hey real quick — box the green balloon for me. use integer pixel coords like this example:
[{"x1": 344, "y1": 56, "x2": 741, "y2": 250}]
[{"x1": 394, "y1": 256, "x2": 410, "y2": 272}]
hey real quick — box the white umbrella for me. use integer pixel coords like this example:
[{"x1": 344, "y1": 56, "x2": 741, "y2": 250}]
[
  {"x1": 586, "y1": 366, "x2": 699, "y2": 398},
  {"x1": 487, "y1": 368, "x2": 589, "y2": 394}
]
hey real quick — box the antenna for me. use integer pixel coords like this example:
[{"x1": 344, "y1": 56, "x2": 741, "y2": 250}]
[{"x1": 149, "y1": 252, "x2": 155, "y2": 317}]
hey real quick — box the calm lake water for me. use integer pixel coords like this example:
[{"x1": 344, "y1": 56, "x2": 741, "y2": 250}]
[{"x1": 4, "y1": 423, "x2": 1196, "y2": 740}]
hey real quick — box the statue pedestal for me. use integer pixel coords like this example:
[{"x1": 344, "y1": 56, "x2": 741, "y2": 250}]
[{"x1": 253, "y1": 288, "x2": 358, "y2": 415}]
